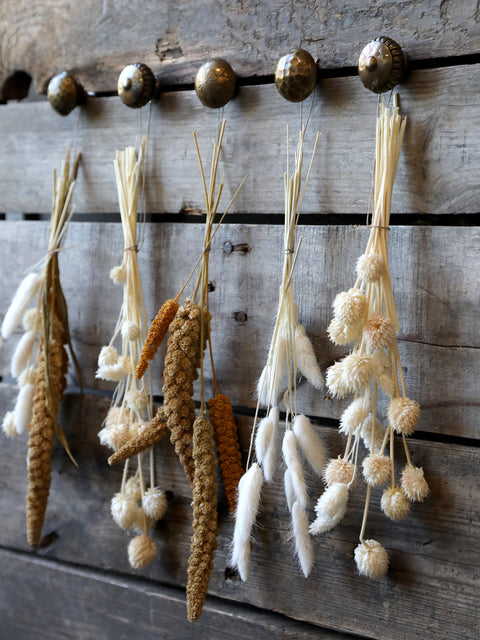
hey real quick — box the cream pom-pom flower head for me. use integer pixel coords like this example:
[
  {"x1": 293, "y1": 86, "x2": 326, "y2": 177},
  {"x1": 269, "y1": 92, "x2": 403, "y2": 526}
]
[
  {"x1": 339, "y1": 398, "x2": 369, "y2": 436},
  {"x1": 109, "y1": 265, "x2": 125, "y2": 283},
  {"x1": 326, "y1": 361, "x2": 349, "y2": 399},
  {"x1": 401, "y1": 465, "x2": 429, "y2": 502},
  {"x1": 363, "y1": 316, "x2": 395, "y2": 352},
  {"x1": 387, "y1": 397, "x2": 420, "y2": 436},
  {"x1": 354, "y1": 539, "x2": 388, "y2": 578},
  {"x1": 356, "y1": 253, "x2": 385, "y2": 283},
  {"x1": 327, "y1": 317, "x2": 362, "y2": 346},
  {"x1": 142, "y1": 487, "x2": 168, "y2": 521},
  {"x1": 128, "y1": 534, "x2": 157, "y2": 569},
  {"x1": 381, "y1": 487, "x2": 410, "y2": 520},
  {"x1": 332, "y1": 288, "x2": 367, "y2": 326},
  {"x1": 324, "y1": 457, "x2": 355, "y2": 486},
  {"x1": 111, "y1": 492, "x2": 138, "y2": 529},
  {"x1": 341, "y1": 353, "x2": 375, "y2": 393},
  {"x1": 362, "y1": 454, "x2": 390, "y2": 486}
]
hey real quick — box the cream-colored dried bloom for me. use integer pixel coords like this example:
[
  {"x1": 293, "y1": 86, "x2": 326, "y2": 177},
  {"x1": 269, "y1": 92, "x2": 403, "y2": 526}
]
[
  {"x1": 22, "y1": 308, "x2": 38, "y2": 332},
  {"x1": 109, "y1": 265, "x2": 125, "y2": 284},
  {"x1": 401, "y1": 465, "x2": 429, "y2": 502},
  {"x1": 387, "y1": 397, "x2": 420, "y2": 436},
  {"x1": 361, "y1": 414, "x2": 386, "y2": 453},
  {"x1": 381, "y1": 487, "x2": 410, "y2": 520},
  {"x1": 98, "y1": 345, "x2": 119, "y2": 367},
  {"x1": 105, "y1": 406, "x2": 126, "y2": 428},
  {"x1": 118, "y1": 355, "x2": 133, "y2": 374},
  {"x1": 326, "y1": 362, "x2": 349, "y2": 399},
  {"x1": 129, "y1": 421, "x2": 142, "y2": 440},
  {"x1": 126, "y1": 388, "x2": 148, "y2": 414},
  {"x1": 362, "y1": 454, "x2": 390, "y2": 486},
  {"x1": 342, "y1": 353, "x2": 374, "y2": 393},
  {"x1": 324, "y1": 457, "x2": 355, "y2": 486},
  {"x1": 354, "y1": 539, "x2": 388, "y2": 578},
  {"x1": 332, "y1": 289, "x2": 367, "y2": 326},
  {"x1": 121, "y1": 321, "x2": 141, "y2": 342},
  {"x1": 364, "y1": 316, "x2": 396, "y2": 352},
  {"x1": 128, "y1": 534, "x2": 157, "y2": 569},
  {"x1": 2, "y1": 411, "x2": 17, "y2": 438},
  {"x1": 142, "y1": 488, "x2": 168, "y2": 521},
  {"x1": 310, "y1": 482, "x2": 349, "y2": 534},
  {"x1": 339, "y1": 398, "x2": 369, "y2": 436},
  {"x1": 98, "y1": 422, "x2": 130, "y2": 450},
  {"x1": 356, "y1": 253, "x2": 385, "y2": 283},
  {"x1": 111, "y1": 492, "x2": 138, "y2": 529},
  {"x1": 124, "y1": 476, "x2": 141, "y2": 501},
  {"x1": 327, "y1": 318, "x2": 362, "y2": 346},
  {"x1": 18, "y1": 365, "x2": 36, "y2": 388}
]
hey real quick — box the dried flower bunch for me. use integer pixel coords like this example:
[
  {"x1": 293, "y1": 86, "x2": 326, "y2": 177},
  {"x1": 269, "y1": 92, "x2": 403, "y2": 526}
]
[
  {"x1": 135, "y1": 120, "x2": 246, "y2": 621},
  {"x1": 232, "y1": 125, "x2": 326, "y2": 581},
  {"x1": 311, "y1": 97, "x2": 429, "y2": 578},
  {"x1": 1, "y1": 149, "x2": 81, "y2": 546},
  {"x1": 97, "y1": 141, "x2": 168, "y2": 570}
]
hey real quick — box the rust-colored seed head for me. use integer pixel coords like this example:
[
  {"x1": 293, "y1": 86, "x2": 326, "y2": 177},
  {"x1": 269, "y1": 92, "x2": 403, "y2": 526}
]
[
  {"x1": 186, "y1": 415, "x2": 218, "y2": 622},
  {"x1": 26, "y1": 314, "x2": 68, "y2": 546},
  {"x1": 163, "y1": 300, "x2": 202, "y2": 484},
  {"x1": 136, "y1": 298, "x2": 179, "y2": 379},
  {"x1": 108, "y1": 407, "x2": 168, "y2": 465},
  {"x1": 208, "y1": 394, "x2": 244, "y2": 515}
]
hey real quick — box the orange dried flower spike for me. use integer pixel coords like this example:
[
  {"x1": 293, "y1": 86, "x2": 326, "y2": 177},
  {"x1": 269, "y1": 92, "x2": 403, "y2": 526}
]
[{"x1": 135, "y1": 298, "x2": 179, "y2": 379}]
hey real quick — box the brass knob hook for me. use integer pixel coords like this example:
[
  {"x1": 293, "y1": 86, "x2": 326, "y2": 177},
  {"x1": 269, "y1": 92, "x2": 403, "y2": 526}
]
[
  {"x1": 118, "y1": 63, "x2": 160, "y2": 108},
  {"x1": 358, "y1": 37, "x2": 408, "y2": 93},
  {"x1": 195, "y1": 59, "x2": 236, "y2": 109},
  {"x1": 274, "y1": 49, "x2": 317, "y2": 103},
  {"x1": 47, "y1": 71, "x2": 86, "y2": 116}
]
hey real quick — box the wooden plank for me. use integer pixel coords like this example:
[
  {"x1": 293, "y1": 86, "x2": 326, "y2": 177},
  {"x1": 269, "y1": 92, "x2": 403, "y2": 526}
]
[
  {"x1": 0, "y1": 388, "x2": 478, "y2": 640},
  {"x1": 0, "y1": 221, "x2": 478, "y2": 438},
  {"x1": 0, "y1": 1, "x2": 478, "y2": 93},
  {"x1": 1, "y1": 66, "x2": 480, "y2": 215},
  {"x1": 0, "y1": 549, "x2": 349, "y2": 640}
]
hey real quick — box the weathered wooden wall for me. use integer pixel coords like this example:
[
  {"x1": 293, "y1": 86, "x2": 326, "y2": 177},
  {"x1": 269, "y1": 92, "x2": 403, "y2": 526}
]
[{"x1": 0, "y1": 2, "x2": 479, "y2": 639}]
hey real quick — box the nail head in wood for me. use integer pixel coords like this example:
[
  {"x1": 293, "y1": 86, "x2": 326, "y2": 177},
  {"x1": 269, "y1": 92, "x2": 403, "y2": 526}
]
[
  {"x1": 274, "y1": 48, "x2": 317, "y2": 103},
  {"x1": 195, "y1": 58, "x2": 236, "y2": 109},
  {"x1": 117, "y1": 63, "x2": 160, "y2": 108},
  {"x1": 358, "y1": 36, "x2": 408, "y2": 93},
  {"x1": 47, "y1": 71, "x2": 86, "y2": 116}
]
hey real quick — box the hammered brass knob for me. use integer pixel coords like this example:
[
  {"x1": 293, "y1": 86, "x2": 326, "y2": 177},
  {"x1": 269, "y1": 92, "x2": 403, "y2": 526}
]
[
  {"x1": 47, "y1": 71, "x2": 86, "y2": 116},
  {"x1": 358, "y1": 37, "x2": 408, "y2": 93},
  {"x1": 275, "y1": 49, "x2": 317, "y2": 103},
  {"x1": 118, "y1": 63, "x2": 160, "y2": 108},
  {"x1": 195, "y1": 59, "x2": 236, "y2": 109}
]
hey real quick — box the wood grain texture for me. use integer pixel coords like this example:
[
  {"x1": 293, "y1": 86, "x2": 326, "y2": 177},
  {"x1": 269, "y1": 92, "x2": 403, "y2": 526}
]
[
  {"x1": 0, "y1": 550, "x2": 350, "y2": 640},
  {"x1": 1, "y1": 0, "x2": 479, "y2": 92},
  {"x1": 0, "y1": 388, "x2": 478, "y2": 640},
  {"x1": 1, "y1": 65, "x2": 480, "y2": 214},
  {"x1": 0, "y1": 221, "x2": 477, "y2": 438}
]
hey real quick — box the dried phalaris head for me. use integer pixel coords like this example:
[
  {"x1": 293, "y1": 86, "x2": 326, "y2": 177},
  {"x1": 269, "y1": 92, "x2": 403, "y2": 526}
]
[
  {"x1": 362, "y1": 454, "x2": 390, "y2": 486},
  {"x1": 327, "y1": 317, "x2": 362, "y2": 346},
  {"x1": 401, "y1": 465, "x2": 429, "y2": 502},
  {"x1": 354, "y1": 539, "x2": 388, "y2": 578},
  {"x1": 128, "y1": 534, "x2": 157, "y2": 569},
  {"x1": 332, "y1": 288, "x2": 367, "y2": 326},
  {"x1": 111, "y1": 492, "x2": 138, "y2": 529},
  {"x1": 341, "y1": 353, "x2": 375, "y2": 394},
  {"x1": 363, "y1": 315, "x2": 396, "y2": 352},
  {"x1": 142, "y1": 487, "x2": 168, "y2": 521},
  {"x1": 339, "y1": 398, "x2": 369, "y2": 436},
  {"x1": 324, "y1": 457, "x2": 355, "y2": 487},
  {"x1": 387, "y1": 397, "x2": 420, "y2": 436},
  {"x1": 356, "y1": 252, "x2": 385, "y2": 283},
  {"x1": 381, "y1": 487, "x2": 410, "y2": 520}
]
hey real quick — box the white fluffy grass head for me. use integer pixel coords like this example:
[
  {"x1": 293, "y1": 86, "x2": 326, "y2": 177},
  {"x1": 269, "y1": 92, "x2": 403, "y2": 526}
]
[
  {"x1": 121, "y1": 321, "x2": 141, "y2": 341},
  {"x1": 362, "y1": 454, "x2": 390, "y2": 486},
  {"x1": 2, "y1": 411, "x2": 17, "y2": 438},
  {"x1": 356, "y1": 253, "x2": 385, "y2": 283},
  {"x1": 363, "y1": 316, "x2": 396, "y2": 352},
  {"x1": 128, "y1": 535, "x2": 157, "y2": 569},
  {"x1": 142, "y1": 488, "x2": 168, "y2": 521},
  {"x1": 326, "y1": 362, "x2": 349, "y2": 399},
  {"x1": 125, "y1": 388, "x2": 148, "y2": 413},
  {"x1": 354, "y1": 539, "x2": 388, "y2": 578},
  {"x1": 401, "y1": 465, "x2": 429, "y2": 502},
  {"x1": 22, "y1": 308, "x2": 38, "y2": 332},
  {"x1": 98, "y1": 422, "x2": 130, "y2": 451},
  {"x1": 124, "y1": 476, "x2": 142, "y2": 501},
  {"x1": 387, "y1": 397, "x2": 420, "y2": 436},
  {"x1": 109, "y1": 265, "x2": 125, "y2": 283},
  {"x1": 332, "y1": 289, "x2": 367, "y2": 326},
  {"x1": 342, "y1": 353, "x2": 374, "y2": 393},
  {"x1": 98, "y1": 345, "x2": 119, "y2": 367},
  {"x1": 132, "y1": 507, "x2": 156, "y2": 534},
  {"x1": 111, "y1": 492, "x2": 138, "y2": 529},
  {"x1": 327, "y1": 318, "x2": 362, "y2": 346},
  {"x1": 360, "y1": 414, "x2": 386, "y2": 453},
  {"x1": 18, "y1": 365, "x2": 36, "y2": 388},
  {"x1": 381, "y1": 487, "x2": 410, "y2": 520},
  {"x1": 324, "y1": 457, "x2": 355, "y2": 487},
  {"x1": 339, "y1": 398, "x2": 369, "y2": 436}
]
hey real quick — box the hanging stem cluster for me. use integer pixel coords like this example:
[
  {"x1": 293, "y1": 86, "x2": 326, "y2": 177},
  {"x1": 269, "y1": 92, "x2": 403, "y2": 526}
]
[{"x1": 313, "y1": 96, "x2": 429, "y2": 579}]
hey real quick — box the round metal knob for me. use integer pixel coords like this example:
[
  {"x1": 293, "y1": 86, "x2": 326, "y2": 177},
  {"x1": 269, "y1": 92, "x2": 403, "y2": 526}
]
[
  {"x1": 195, "y1": 59, "x2": 236, "y2": 109},
  {"x1": 358, "y1": 37, "x2": 408, "y2": 93},
  {"x1": 275, "y1": 49, "x2": 317, "y2": 103},
  {"x1": 118, "y1": 63, "x2": 160, "y2": 108},
  {"x1": 47, "y1": 71, "x2": 86, "y2": 116}
]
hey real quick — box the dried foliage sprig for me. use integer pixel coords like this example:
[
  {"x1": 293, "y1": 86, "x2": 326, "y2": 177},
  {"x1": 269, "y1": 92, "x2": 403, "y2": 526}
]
[
  {"x1": 232, "y1": 125, "x2": 326, "y2": 580},
  {"x1": 312, "y1": 96, "x2": 429, "y2": 578},
  {"x1": 1, "y1": 149, "x2": 80, "y2": 545},
  {"x1": 97, "y1": 141, "x2": 167, "y2": 568}
]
